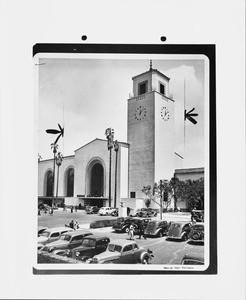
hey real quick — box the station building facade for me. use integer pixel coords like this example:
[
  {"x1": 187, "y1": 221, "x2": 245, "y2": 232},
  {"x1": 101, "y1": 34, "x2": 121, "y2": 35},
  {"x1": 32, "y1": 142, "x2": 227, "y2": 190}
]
[{"x1": 38, "y1": 65, "x2": 204, "y2": 210}]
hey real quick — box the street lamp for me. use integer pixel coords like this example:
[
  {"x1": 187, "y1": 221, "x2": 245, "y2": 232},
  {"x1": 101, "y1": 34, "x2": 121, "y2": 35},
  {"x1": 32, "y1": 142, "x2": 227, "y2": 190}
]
[
  {"x1": 55, "y1": 152, "x2": 63, "y2": 206},
  {"x1": 51, "y1": 143, "x2": 59, "y2": 207},
  {"x1": 114, "y1": 140, "x2": 119, "y2": 208},
  {"x1": 105, "y1": 128, "x2": 114, "y2": 207}
]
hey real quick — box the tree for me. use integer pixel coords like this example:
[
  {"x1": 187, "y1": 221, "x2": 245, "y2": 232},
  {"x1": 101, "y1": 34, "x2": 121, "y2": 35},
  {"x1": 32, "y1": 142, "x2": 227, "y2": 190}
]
[
  {"x1": 142, "y1": 180, "x2": 172, "y2": 219},
  {"x1": 173, "y1": 177, "x2": 204, "y2": 211}
]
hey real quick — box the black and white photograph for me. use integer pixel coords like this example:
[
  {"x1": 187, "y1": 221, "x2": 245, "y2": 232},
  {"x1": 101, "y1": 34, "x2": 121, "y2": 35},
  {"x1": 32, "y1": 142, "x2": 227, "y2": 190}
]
[
  {"x1": 0, "y1": 0, "x2": 245, "y2": 299},
  {"x1": 35, "y1": 48, "x2": 214, "y2": 273}
]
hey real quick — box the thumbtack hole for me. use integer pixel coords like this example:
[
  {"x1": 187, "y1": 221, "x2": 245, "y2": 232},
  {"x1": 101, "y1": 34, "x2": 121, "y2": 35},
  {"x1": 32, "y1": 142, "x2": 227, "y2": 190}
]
[
  {"x1": 160, "y1": 36, "x2": 167, "y2": 42},
  {"x1": 81, "y1": 35, "x2": 87, "y2": 41}
]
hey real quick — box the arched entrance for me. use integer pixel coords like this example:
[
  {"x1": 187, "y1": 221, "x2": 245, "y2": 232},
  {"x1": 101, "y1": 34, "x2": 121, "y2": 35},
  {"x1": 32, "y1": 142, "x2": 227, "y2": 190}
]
[
  {"x1": 45, "y1": 170, "x2": 53, "y2": 197},
  {"x1": 90, "y1": 163, "x2": 103, "y2": 197},
  {"x1": 65, "y1": 167, "x2": 74, "y2": 197},
  {"x1": 86, "y1": 158, "x2": 106, "y2": 207}
]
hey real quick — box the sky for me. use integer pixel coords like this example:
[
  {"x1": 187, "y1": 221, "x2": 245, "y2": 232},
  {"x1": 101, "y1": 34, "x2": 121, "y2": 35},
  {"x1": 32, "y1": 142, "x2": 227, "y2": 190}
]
[{"x1": 37, "y1": 55, "x2": 206, "y2": 168}]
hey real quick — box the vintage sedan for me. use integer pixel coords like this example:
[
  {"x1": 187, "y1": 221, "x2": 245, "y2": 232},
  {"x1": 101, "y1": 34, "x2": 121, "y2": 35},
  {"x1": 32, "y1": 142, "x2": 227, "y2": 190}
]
[
  {"x1": 144, "y1": 220, "x2": 170, "y2": 237},
  {"x1": 92, "y1": 239, "x2": 154, "y2": 264},
  {"x1": 112, "y1": 217, "x2": 134, "y2": 232},
  {"x1": 69, "y1": 235, "x2": 110, "y2": 261},
  {"x1": 141, "y1": 208, "x2": 158, "y2": 218},
  {"x1": 98, "y1": 207, "x2": 115, "y2": 216},
  {"x1": 42, "y1": 230, "x2": 93, "y2": 254},
  {"x1": 37, "y1": 227, "x2": 74, "y2": 250},
  {"x1": 167, "y1": 222, "x2": 191, "y2": 241},
  {"x1": 129, "y1": 208, "x2": 147, "y2": 217},
  {"x1": 181, "y1": 252, "x2": 204, "y2": 265},
  {"x1": 85, "y1": 206, "x2": 100, "y2": 214},
  {"x1": 132, "y1": 217, "x2": 151, "y2": 235},
  {"x1": 188, "y1": 223, "x2": 204, "y2": 243},
  {"x1": 191, "y1": 209, "x2": 204, "y2": 222},
  {"x1": 38, "y1": 226, "x2": 48, "y2": 237}
]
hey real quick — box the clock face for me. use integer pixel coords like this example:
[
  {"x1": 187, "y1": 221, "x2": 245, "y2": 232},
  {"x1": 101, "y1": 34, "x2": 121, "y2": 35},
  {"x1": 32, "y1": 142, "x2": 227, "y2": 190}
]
[
  {"x1": 134, "y1": 106, "x2": 147, "y2": 121},
  {"x1": 161, "y1": 106, "x2": 170, "y2": 121}
]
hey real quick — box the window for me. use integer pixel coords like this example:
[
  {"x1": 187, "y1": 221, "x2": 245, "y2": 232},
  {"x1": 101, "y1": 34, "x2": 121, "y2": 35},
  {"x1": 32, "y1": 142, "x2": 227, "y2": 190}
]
[
  {"x1": 50, "y1": 232, "x2": 60, "y2": 238},
  {"x1": 130, "y1": 192, "x2": 136, "y2": 198},
  {"x1": 72, "y1": 235, "x2": 84, "y2": 242},
  {"x1": 123, "y1": 244, "x2": 133, "y2": 252},
  {"x1": 159, "y1": 83, "x2": 165, "y2": 95},
  {"x1": 138, "y1": 81, "x2": 148, "y2": 95}
]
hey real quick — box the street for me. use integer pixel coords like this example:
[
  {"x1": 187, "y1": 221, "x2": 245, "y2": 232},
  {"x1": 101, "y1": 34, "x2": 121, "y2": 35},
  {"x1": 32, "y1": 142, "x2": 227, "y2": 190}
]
[{"x1": 38, "y1": 209, "x2": 204, "y2": 265}]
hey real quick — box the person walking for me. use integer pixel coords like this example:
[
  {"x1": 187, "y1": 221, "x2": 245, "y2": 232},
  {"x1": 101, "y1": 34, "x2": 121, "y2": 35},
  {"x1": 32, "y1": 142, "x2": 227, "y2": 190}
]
[
  {"x1": 49, "y1": 207, "x2": 53, "y2": 216},
  {"x1": 129, "y1": 222, "x2": 135, "y2": 240},
  {"x1": 138, "y1": 220, "x2": 146, "y2": 239}
]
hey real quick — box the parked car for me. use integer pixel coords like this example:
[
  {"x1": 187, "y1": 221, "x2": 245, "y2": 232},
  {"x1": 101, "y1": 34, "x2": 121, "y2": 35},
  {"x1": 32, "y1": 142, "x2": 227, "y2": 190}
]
[
  {"x1": 42, "y1": 230, "x2": 93, "y2": 254},
  {"x1": 69, "y1": 235, "x2": 110, "y2": 261},
  {"x1": 181, "y1": 252, "x2": 204, "y2": 265},
  {"x1": 111, "y1": 208, "x2": 119, "y2": 217},
  {"x1": 167, "y1": 222, "x2": 191, "y2": 241},
  {"x1": 132, "y1": 217, "x2": 151, "y2": 235},
  {"x1": 37, "y1": 227, "x2": 74, "y2": 250},
  {"x1": 92, "y1": 239, "x2": 154, "y2": 264},
  {"x1": 129, "y1": 208, "x2": 147, "y2": 217},
  {"x1": 188, "y1": 223, "x2": 204, "y2": 243},
  {"x1": 191, "y1": 209, "x2": 204, "y2": 222},
  {"x1": 38, "y1": 226, "x2": 48, "y2": 237},
  {"x1": 98, "y1": 207, "x2": 115, "y2": 216},
  {"x1": 144, "y1": 220, "x2": 170, "y2": 237},
  {"x1": 86, "y1": 206, "x2": 100, "y2": 214},
  {"x1": 141, "y1": 208, "x2": 158, "y2": 217},
  {"x1": 38, "y1": 203, "x2": 51, "y2": 211},
  {"x1": 112, "y1": 217, "x2": 134, "y2": 232}
]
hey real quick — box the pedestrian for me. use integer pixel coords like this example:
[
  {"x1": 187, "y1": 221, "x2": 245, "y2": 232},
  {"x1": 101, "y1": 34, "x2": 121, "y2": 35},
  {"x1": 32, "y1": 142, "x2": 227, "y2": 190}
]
[
  {"x1": 49, "y1": 207, "x2": 53, "y2": 216},
  {"x1": 71, "y1": 206, "x2": 74, "y2": 213},
  {"x1": 38, "y1": 209, "x2": 41, "y2": 216},
  {"x1": 69, "y1": 220, "x2": 74, "y2": 229},
  {"x1": 138, "y1": 220, "x2": 146, "y2": 239},
  {"x1": 74, "y1": 220, "x2": 80, "y2": 229},
  {"x1": 75, "y1": 205, "x2": 78, "y2": 212},
  {"x1": 129, "y1": 222, "x2": 135, "y2": 240}
]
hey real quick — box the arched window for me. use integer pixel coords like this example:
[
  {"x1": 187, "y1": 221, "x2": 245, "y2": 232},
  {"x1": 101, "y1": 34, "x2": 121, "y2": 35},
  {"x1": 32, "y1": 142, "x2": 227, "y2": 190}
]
[
  {"x1": 46, "y1": 170, "x2": 53, "y2": 197},
  {"x1": 66, "y1": 168, "x2": 74, "y2": 197}
]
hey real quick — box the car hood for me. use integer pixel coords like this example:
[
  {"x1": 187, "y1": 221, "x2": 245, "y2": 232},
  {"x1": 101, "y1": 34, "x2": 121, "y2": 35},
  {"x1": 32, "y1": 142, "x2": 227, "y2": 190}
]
[
  {"x1": 168, "y1": 226, "x2": 182, "y2": 237},
  {"x1": 46, "y1": 240, "x2": 68, "y2": 248},
  {"x1": 94, "y1": 250, "x2": 120, "y2": 262},
  {"x1": 37, "y1": 236, "x2": 48, "y2": 243},
  {"x1": 73, "y1": 245, "x2": 94, "y2": 252}
]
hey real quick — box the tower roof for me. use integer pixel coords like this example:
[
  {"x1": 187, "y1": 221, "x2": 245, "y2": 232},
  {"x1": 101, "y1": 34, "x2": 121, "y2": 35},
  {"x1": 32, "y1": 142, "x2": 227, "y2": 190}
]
[{"x1": 132, "y1": 68, "x2": 170, "y2": 81}]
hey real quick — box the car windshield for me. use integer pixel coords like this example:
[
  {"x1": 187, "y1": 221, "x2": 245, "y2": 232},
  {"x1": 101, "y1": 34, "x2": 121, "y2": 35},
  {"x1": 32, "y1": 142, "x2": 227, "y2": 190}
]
[
  {"x1": 41, "y1": 231, "x2": 50, "y2": 238},
  {"x1": 107, "y1": 244, "x2": 122, "y2": 253},
  {"x1": 59, "y1": 235, "x2": 71, "y2": 241},
  {"x1": 82, "y1": 239, "x2": 96, "y2": 247}
]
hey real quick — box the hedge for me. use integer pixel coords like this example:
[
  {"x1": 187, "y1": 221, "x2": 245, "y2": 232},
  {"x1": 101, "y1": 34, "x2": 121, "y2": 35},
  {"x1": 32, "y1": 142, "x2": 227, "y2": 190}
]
[{"x1": 90, "y1": 219, "x2": 115, "y2": 229}]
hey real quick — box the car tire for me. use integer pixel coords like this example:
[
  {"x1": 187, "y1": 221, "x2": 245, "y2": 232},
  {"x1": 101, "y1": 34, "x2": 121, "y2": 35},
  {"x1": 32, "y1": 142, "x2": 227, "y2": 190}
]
[
  {"x1": 182, "y1": 233, "x2": 188, "y2": 241},
  {"x1": 157, "y1": 231, "x2": 163, "y2": 238},
  {"x1": 141, "y1": 256, "x2": 150, "y2": 264}
]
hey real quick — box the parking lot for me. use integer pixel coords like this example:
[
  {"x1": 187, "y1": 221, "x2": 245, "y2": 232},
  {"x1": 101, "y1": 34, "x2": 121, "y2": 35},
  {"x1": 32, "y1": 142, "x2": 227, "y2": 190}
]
[{"x1": 38, "y1": 209, "x2": 204, "y2": 265}]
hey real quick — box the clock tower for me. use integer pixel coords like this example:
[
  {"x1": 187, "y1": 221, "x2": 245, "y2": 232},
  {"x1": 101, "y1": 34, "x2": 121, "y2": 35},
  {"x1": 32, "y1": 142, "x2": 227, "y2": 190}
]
[{"x1": 127, "y1": 63, "x2": 175, "y2": 198}]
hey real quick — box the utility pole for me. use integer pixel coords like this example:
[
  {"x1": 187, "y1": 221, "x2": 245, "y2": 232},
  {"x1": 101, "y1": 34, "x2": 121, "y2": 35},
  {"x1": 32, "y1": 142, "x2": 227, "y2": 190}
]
[
  {"x1": 114, "y1": 140, "x2": 119, "y2": 208},
  {"x1": 55, "y1": 152, "x2": 63, "y2": 205},
  {"x1": 105, "y1": 128, "x2": 114, "y2": 207}
]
